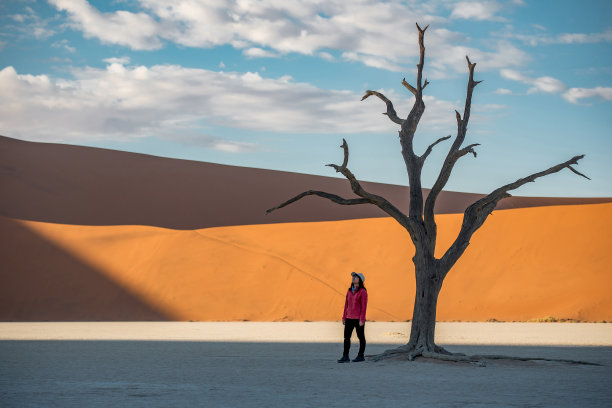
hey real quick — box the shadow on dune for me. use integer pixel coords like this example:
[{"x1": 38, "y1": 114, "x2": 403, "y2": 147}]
[
  {"x1": 2, "y1": 135, "x2": 611, "y2": 230},
  {"x1": 0, "y1": 217, "x2": 171, "y2": 321}
]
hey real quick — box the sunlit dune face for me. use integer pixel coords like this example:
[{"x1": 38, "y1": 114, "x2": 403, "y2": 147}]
[{"x1": 2, "y1": 202, "x2": 611, "y2": 322}]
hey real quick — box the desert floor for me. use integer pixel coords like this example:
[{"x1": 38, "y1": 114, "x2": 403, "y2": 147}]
[{"x1": 1, "y1": 322, "x2": 611, "y2": 407}]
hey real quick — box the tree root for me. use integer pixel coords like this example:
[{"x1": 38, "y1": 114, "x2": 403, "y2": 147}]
[
  {"x1": 367, "y1": 345, "x2": 601, "y2": 367},
  {"x1": 470, "y1": 354, "x2": 602, "y2": 366}
]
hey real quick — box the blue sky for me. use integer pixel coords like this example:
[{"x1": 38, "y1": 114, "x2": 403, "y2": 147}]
[{"x1": 1, "y1": 0, "x2": 610, "y2": 197}]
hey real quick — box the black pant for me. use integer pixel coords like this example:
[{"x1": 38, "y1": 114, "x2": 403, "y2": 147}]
[{"x1": 343, "y1": 319, "x2": 366, "y2": 357}]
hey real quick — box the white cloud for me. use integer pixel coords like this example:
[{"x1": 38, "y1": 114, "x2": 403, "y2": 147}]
[
  {"x1": 527, "y1": 76, "x2": 566, "y2": 94},
  {"x1": 161, "y1": 132, "x2": 258, "y2": 153},
  {"x1": 51, "y1": 39, "x2": 76, "y2": 53},
  {"x1": 500, "y1": 69, "x2": 566, "y2": 94},
  {"x1": 46, "y1": 0, "x2": 529, "y2": 76},
  {"x1": 500, "y1": 68, "x2": 612, "y2": 104},
  {"x1": 103, "y1": 56, "x2": 131, "y2": 65},
  {"x1": 450, "y1": 1, "x2": 504, "y2": 21},
  {"x1": 318, "y1": 51, "x2": 335, "y2": 62},
  {"x1": 49, "y1": 0, "x2": 162, "y2": 50},
  {"x1": 8, "y1": 4, "x2": 56, "y2": 39},
  {"x1": 9, "y1": 14, "x2": 27, "y2": 23},
  {"x1": 557, "y1": 30, "x2": 612, "y2": 44},
  {"x1": 243, "y1": 47, "x2": 279, "y2": 59},
  {"x1": 341, "y1": 52, "x2": 405, "y2": 72},
  {"x1": 494, "y1": 88, "x2": 512, "y2": 95},
  {"x1": 562, "y1": 87, "x2": 612, "y2": 104},
  {"x1": 429, "y1": 40, "x2": 528, "y2": 75},
  {"x1": 500, "y1": 68, "x2": 528, "y2": 82},
  {"x1": 0, "y1": 64, "x2": 475, "y2": 146},
  {"x1": 501, "y1": 28, "x2": 612, "y2": 46},
  {"x1": 213, "y1": 140, "x2": 258, "y2": 153}
]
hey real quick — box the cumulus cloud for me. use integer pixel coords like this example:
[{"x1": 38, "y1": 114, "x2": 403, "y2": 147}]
[
  {"x1": 526, "y1": 76, "x2": 566, "y2": 94},
  {"x1": 499, "y1": 68, "x2": 611, "y2": 104},
  {"x1": 46, "y1": 0, "x2": 529, "y2": 76},
  {"x1": 341, "y1": 52, "x2": 405, "y2": 72},
  {"x1": 0, "y1": 63, "x2": 476, "y2": 146},
  {"x1": 494, "y1": 88, "x2": 512, "y2": 95},
  {"x1": 318, "y1": 51, "x2": 335, "y2": 62},
  {"x1": 562, "y1": 87, "x2": 612, "y2": 104},
  {"x1": 500, "y1": 28, "x2": 612, "y2": 46},
  {"x1": 500, "y1": 69, "x2": 566, "y2": 94},
  {"x1": 450, "y1": 1, "x2": 504, "y2": 21},
  {"x1": 499, "y1": 68, "x2": 528, "y2": 82},
  {"x1": 163, "y1": 133, "x2": 258, "y2": 153},
  {"x1": 428, "y1": 40, "x2": 528, "y2": 76},
  {"x1": 7, "y1": 5, "x2": 56, "y2": 39},
  {"x1": 51, "y1": 39, "x2": 76, "y2": 53},
  {"x1": 49, "y1": 0, "x2": 162, "y2": 50},
  {"x1": 557, "y1": 30, "x2": 612, "y2": 44},
  {"x1": 243, "y1": 47, "x2": 279, "y2": 59},
  {"x1": 103, "y1": 56, "x2": 131, "y2": 65}
]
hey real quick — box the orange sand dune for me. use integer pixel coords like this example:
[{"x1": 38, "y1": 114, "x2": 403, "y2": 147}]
[{"x1": 2, "y1": 203, "x2": 610, "y2": 322}]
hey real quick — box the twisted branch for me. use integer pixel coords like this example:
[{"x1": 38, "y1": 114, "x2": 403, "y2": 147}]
[
  {"x1": 402, "y1": 78, "x2": 417, "y2": 95},
  {"x1": 420, "y1": 135, "x2": 452, "y2": 164},
  {"x1": 266, "y1": 191, "x2": 370, "y2": 214},
  {"x1": 415, "y1": 23, "x2": 429, "y2": 93},
  {"x1": 361, "y1": 90, "x2": 404, "y2": 125},
  {"x1": 455, "y1": 143, "x2": 480, "y2": 159},
  {"x1": 440, "y1": 154, "x2": 588, "y2": 272},
  {"x1": 267, "y1": 139, "x2": 415, "y2": 235}
]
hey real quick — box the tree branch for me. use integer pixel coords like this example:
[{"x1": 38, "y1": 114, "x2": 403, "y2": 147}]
[
  {"x1": 402, "y1": 78, "x2": 417, "y2": 95},
  {"x1": 568, "y1": 165, "x2": 591, "y2": 180},
  {"x1": 340, "y1": 138, "x2": 349, "y2": 168},
  {"x1": 423, "y1": 56, "x2": 481, "y2": 252},
  {"x1": 266, "y1": 190, "x2": 370, "y2": 214},
  {"x1": 361, "y1": 90, "x2": 404, "y2": 125},
  {"x1": 267, "y1": 139, "x2": 416, "y2": 236},
  {"x1": 455, "y1": 143, "x2": 480, "y2": 159},
  {"x1": 325, "y1": 141, "x2": 414, "y2": 232},
  {"x1": 415, "y1": 23, "x2": 429, "y2": 92},
  {"x1": 398, "y1": 23, "x2": 431, "y2": 231},
  {"x1": 420, "y1": 135, "x2": 452, "y2": 164},
  {"x1": 440, "y1": 154, "x2": 588, "y2": 272}
]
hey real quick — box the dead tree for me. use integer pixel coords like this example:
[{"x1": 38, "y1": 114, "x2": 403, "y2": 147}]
[{"x1": 266, "y1": 23, "x2": 589, "y2": 363}]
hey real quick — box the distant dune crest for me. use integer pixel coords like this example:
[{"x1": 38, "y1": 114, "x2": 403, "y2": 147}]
[{"x1": 1, "y1": 135, "x2": 610, "y2": 229}]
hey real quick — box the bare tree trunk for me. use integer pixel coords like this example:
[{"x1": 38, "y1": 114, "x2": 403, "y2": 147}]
[
  {"x1": 403, "y1": 253, "x2": 452, "y2": 358},
  {"x1": 408, "y1": 268, "x2": 441, "y2": 352}
]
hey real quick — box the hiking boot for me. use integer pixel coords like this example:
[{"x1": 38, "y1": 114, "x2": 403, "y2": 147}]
[
  {"x1": 352, "y1": 355, "x2": 365, "y2": 362},
  {"x1": 337, "y1": 354, "x2": 350, "y2": 363}
]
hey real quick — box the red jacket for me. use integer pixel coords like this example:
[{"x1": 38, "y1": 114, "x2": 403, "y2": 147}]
[{"x1": 342, "y1": 287, "x2": 368, "y2": 323}]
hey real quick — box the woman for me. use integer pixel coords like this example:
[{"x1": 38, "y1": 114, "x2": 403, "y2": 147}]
[{"x1": 337, "y1": 272, "x2": 368, "y2": 363}]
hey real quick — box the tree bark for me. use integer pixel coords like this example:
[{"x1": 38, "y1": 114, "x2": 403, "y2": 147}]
[{"x1": 408, "y1": 267, "x2": 442, "y2": 352}]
